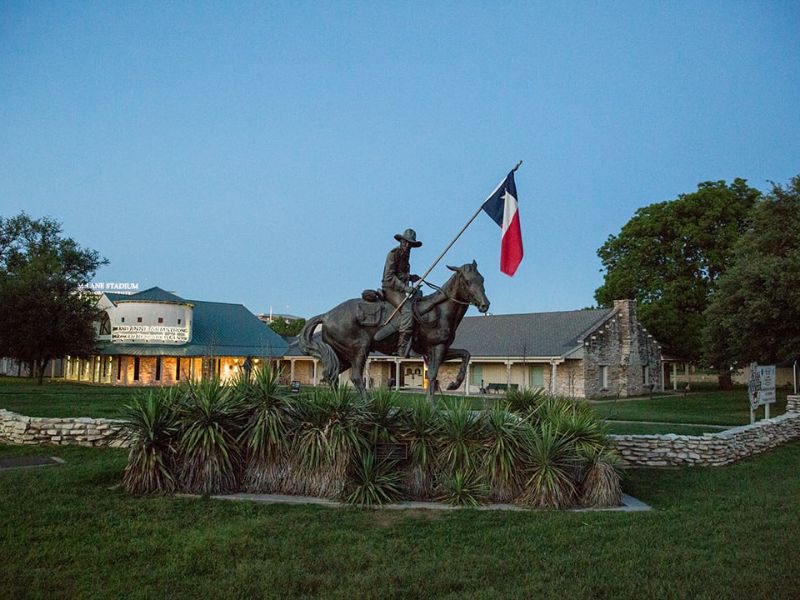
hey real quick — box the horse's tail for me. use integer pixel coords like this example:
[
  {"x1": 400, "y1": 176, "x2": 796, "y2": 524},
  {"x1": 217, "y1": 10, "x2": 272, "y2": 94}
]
[{"x1": 298, "y1": 314, "x2": 340, "y2": 384}]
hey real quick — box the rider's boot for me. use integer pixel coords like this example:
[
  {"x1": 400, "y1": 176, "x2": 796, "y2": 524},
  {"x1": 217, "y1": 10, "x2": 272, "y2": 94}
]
[
  {"x1": 397, "y1": 331, "x2": 413, "y2": 358},
  {"x1": 374, "y1": 322, "x2": 397, "y2": 342}
]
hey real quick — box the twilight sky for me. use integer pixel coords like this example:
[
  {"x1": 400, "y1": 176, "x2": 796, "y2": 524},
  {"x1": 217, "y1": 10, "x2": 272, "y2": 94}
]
[{"x1": 1, "y1": 2, "x2": 798, "y2": 318}]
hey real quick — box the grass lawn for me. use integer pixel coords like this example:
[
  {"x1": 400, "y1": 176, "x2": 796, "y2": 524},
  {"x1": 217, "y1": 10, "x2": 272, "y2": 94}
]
[
  {"x1": 1, "y1": 442, "x2": 798, "y2": 599},
  {"x1": 602, "y1": 422, "x2": 727, "y2": 435},
  {"x1": 0, "y1": 377, "x2": 139, "y2": 419},
  {"x1": 589, "y1": 389, "x2": 790, "y2": 427}
]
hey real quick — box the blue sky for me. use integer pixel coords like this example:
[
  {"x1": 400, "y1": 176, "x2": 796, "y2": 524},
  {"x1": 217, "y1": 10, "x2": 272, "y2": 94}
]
[{"x1": 1, "y1": 2, "x2": 798, "y2": 318}]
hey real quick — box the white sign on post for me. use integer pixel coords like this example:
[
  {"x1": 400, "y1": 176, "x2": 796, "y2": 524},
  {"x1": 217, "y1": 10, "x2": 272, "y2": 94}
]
[{"x1": 748, "y1": 363, "x2": 776, "y2": 422}]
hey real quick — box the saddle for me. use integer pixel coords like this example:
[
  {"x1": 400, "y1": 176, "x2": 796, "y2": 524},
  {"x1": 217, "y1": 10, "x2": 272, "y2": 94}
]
[{"x1": 359, "y1": 289, "x2": 440, "y2": 328}]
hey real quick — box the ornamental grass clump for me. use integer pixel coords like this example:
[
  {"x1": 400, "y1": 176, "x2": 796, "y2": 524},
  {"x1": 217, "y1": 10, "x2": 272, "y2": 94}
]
[
  {"x1": 436, "y1": 399, "x2": 486, "y2": 477},
  {"x1": 120, "y1": 388, "x2": 181, "y2": 495},
  {"x1": 398, "y1": 396, "x2": 440, "y2": 499},
  {"x1": 287, "y1": 386, "x2": 367, "y2": 498},
  {"x1": 177, "y1": 378, "x2": 243, "y2": 495},
  {"x1": 345, "y1": 450, "x2": 403, "y2": 508},
  {"x1": 504, "y1": 387, "x2": 547, "y2": 415},
  {"x1": 363, "y1": 387, "x2": 402, "y2": 445},
  {"x1": 237, "y1": 364, "x2": 294, "y2": 493},
  {"x1": 578, "y1": 446, "x2": 623, "y2": 508},
  {"x1": 481, "y1": 406, "x2": 527, "y2": 502}
]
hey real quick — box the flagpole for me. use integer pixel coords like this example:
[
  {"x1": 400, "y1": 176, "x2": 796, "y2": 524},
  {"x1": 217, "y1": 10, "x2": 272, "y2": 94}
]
[{"x1": 382, "y1": 160, "x2": 523, "y2": 326}]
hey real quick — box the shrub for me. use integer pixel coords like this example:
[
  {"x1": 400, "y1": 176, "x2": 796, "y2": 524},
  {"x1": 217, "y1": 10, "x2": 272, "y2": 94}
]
[
  {"x1": 120, "y1": 388, "x2": 180, "y2": 495},
  {"x1": 237, "y1": 363, "x2": 294, "y2": 493},
  {"x1": 345, "y1": 451, "x2": 403, "y2": 508},
  {"x1": 438, "y1": 470, "x2": 489, "y2": 507},
  {"x1": 517, "y1": 423, "x2": 578, "y2": 509},
  {"x1": 398, "y1": 396, "x2": 440, "y2": 499},
  {"x1": 481, "y1": 406, "x2": 527, "y2": 502},
  {"x1": 177, "y1": 379, "x2": 243, "y2": 495},
  {"x1": 504, "y1": 387, "x2": 547, "y2": 415},
  {"x1": 437, "y1": 398, "x2": 486, "y2": 476},
  {"x1": 579, "y1": 447, "x2": 623, "y2": 508}
]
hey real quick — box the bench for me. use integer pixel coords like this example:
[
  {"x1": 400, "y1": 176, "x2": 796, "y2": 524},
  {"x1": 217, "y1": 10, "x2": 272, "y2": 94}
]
[{"x1": 485, "y1": 383, "x2": 519, "y2": 394}]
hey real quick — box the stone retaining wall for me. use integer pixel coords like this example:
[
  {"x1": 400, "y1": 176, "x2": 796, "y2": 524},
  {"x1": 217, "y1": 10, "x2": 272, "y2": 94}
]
[
  {"x1": 610, "y1": 396, "x2": 800, "y2": 467},
  {"x1": 0, "y1": 409, "x2": 127, "y2": 448}
]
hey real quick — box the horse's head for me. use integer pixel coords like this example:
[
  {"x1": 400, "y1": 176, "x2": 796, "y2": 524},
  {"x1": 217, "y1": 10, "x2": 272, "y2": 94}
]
[{"x1": 446, "y1": 260, "x2": 491, "y2": 313}]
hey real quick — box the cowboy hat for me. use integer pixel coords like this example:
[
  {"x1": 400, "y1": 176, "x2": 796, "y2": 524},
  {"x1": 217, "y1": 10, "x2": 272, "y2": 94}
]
[{"x1": 394, "y1": 228, "x2": 422, "y2": 247}]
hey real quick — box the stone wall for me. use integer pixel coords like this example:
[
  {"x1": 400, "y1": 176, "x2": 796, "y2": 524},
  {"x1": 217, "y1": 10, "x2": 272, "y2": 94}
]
[
  {"x1": 610, "y1": 403, "x2": 800, "y2": 467},
  {"x1": 0, "y1": 409, "x2": 128, "y2": 448}
]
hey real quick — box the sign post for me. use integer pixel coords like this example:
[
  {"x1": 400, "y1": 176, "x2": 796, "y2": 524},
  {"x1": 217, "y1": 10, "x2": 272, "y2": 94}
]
[{"x1": 748, "y1": 363, "x2": 776, "y2": 423}]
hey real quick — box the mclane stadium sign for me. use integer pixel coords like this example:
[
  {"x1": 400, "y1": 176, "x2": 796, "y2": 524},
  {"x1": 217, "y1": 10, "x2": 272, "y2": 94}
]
[{"x1": 112, "y1": 325, "x2": 189, "y2": 344}]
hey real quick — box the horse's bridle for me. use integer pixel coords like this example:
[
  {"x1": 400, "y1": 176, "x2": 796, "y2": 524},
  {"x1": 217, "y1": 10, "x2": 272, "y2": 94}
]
[{"x1": 421, "y1": 276, "x2": 472, "y2": 306}]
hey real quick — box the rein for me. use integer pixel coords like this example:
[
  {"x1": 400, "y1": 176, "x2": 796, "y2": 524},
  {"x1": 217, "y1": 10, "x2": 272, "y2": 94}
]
[{"x1": 421, "y1": 277, "x2": 471, "y2": 306}]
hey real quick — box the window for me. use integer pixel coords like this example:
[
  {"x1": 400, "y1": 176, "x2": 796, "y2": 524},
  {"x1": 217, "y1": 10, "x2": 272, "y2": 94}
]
[
  {"x1": 155, "y1": 357, "x2": 162, "y2": 381},
  {"x1": 133, "y1": 357, "x2": 140, "y2": 381},
  {"x1": 530, "y1": 365, "x2": 545, "y2": 388},
  {"x1": 137, "y1": 317, "x2": 142, "y2": 323},
  {"x1": 158, "y1": 317, "x2": 164, "y2": 324},
  {"x1": 470, "y1": 365, "x2": 483, "y2": 386},
  {"x1": 178, "y1": 319, "x2": 182, "y2": 325},
  {"x1": 176, "y1": 357, "x2": 181, "y2": 381},
  {"x1": 121, "y1": 317, "x2": 125, "y2": 323},
  {"x1": 600, "y1": 366, "x2": 609, "y2": 390}
]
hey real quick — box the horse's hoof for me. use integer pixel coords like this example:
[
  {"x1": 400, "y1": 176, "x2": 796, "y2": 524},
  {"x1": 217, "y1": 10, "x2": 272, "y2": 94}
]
[{"x1": 446, "y1": 382, "x2": 459, "y2": 391}]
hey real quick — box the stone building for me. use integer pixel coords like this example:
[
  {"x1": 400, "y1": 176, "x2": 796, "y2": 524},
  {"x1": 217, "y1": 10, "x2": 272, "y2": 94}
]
[
  {"x1": 63, "y1": 287, "x2": 288, "y2": 386},
  {"x1": 284, "y1": 299, "x2": 663, "y2": 399}
]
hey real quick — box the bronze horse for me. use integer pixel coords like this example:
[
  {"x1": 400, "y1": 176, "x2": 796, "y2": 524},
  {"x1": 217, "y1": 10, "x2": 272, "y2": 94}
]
[{"x1": 298, "y1": 261, "x2": 490, "y2": 400}]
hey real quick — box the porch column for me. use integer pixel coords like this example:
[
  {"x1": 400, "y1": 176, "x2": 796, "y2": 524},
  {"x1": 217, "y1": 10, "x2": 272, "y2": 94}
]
[
  {"x1": 506, "y1": 360, "x2": 512, "y2": 386},
  {"x1": 290, "y1": 359, "x2": 295, "y2": 382},
  {"x1": 672, "y1": 363, "x2": 678, "y2": 390},
  {"x1": 394, "y1": 359, "x2": 400, "y2": 391},
  {"x1": 465, "y1": 362, "x2": 471, "y2": 397},
  {"x1": 550, "y1": 360, "x2": 558, "y2": 395},
  {"x1": 365, "y1": 358, "x2": 372, "y2": 389},
  {"x1": 661, "y1": 360, "x2": 665, "y2": 392},
  {"x1": 685, "y1": 362, "x2": 690, "y2": 388},
  {"x1": 312, "y1": 360, "x2": 318, "y2": 385}
]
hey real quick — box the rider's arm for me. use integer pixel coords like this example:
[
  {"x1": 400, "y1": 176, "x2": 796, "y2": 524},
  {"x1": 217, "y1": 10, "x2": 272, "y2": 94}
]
[{"x1": 382, "y1": 249, "x2": 408, "y2": 292}]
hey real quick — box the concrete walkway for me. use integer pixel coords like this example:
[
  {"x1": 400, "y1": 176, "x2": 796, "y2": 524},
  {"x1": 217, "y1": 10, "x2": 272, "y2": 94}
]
[{"x1": 207, "y1": 492, "x2": 651, "y2": 513}]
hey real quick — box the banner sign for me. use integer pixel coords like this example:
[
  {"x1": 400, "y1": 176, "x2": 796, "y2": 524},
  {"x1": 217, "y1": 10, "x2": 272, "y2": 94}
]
[
  {"x1": 112, "y1": 325, "x2": 189, "y2": 344},
  {"x1": 748, "y1": 363, "x2": 776, "y2": 410}
]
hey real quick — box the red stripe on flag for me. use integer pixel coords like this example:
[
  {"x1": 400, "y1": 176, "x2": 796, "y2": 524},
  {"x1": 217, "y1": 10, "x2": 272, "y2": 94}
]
[{"x1": 500, "y1": 211, "x2": 523, "y2": 276}]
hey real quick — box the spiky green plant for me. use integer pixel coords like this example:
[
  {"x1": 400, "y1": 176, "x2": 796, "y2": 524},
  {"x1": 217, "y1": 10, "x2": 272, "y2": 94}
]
[
  {"x1": 177, "y1": 378, "x2": 243, "y2": 495},
  {"x1": 579, "y1": 446, "x2": 623, "y2": 508},
  {"x1": 287, "y1": 386, "x2": 367, "y2": 498},
  {"x1": 363, "y1": 387, "x2": 402, "y2": 445},
  {"x1": 540, "y1": 398, "x2": 608, "y2": 456},
  {"x1": 437, "y1": 399, "x2": 486, "y2": 476},
  {"x1": 438, "y1": 470, "x2": 489, "y2": 507},
  {"x1": 481, "y1": 406, "x2": 528, "y2": 502},
  {"x1": 345, "y1": 451, "x2": 403, "y2": 508},
  {"x1": 120, "y1": 389, "x2": 180, "y2": 495},
  {"x1": 504, "y1": 387, "x2": 547, "y2": 415},
  {"x1": 397, "y1": 396, "x2": 440, "y2": 499},
  {"x1": 517, "y1": 424, "x2": 578, "y2": 509},
  {"x1": 237, "y1": 363, "x2": 294, "y2": 492}
]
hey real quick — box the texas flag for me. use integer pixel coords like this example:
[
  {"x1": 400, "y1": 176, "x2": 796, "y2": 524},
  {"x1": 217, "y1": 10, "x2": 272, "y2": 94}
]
[{"x1": 481, "y1": 170, "x2": 523, "y2": 276}]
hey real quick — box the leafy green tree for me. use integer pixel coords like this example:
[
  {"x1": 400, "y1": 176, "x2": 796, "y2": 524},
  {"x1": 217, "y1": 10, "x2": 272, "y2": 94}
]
[
  {"x1": 0, "y1": 213, "x2": 107, "y2": 384},
  {"x1": 595, "y1": 180, "x2": 760, "y2": 361},
  {"x1": 268, "y1": 316, "x2": 306, "y2": 338},
  {"x1": 705, "y1": 176, "x2": 800, "y2": 368}
]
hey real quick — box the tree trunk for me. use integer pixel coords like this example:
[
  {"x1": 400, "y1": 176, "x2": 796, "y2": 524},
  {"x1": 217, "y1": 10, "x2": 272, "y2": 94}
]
[
  {"x1": 718, "y1": 373, "x2": 733, "y2": 391},
  {"x1": 37, "y1": 359, "x2": 46, "y2": 385}
]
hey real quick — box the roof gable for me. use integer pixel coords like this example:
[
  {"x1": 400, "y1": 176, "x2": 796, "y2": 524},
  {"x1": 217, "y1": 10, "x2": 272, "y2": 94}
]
[{"x1": 114, "y1": 287, "x2": 188, "y2": 304}]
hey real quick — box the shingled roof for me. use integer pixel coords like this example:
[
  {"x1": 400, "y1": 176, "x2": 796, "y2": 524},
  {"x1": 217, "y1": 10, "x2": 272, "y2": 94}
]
[
  {"x1": 107, "y1": 286, "x2": 189, "y2": 304},
  {"x1": 284, "y1": 308, "x2": 614, "y2": 359}
]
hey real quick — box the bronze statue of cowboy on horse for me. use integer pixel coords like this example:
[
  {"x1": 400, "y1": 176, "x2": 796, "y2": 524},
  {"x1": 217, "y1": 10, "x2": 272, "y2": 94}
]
[{"x1": 299, "y1": 227, "x2": 490, "y2": 401}]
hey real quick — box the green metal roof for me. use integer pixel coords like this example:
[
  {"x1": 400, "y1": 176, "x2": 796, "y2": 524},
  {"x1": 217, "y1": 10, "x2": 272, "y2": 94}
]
[
  {"x1": 111, "y1": 287, "x2": 189, "y2": 304},
  {"x1": 99, "y1": 297, "x2": 288, "y2": 357}
]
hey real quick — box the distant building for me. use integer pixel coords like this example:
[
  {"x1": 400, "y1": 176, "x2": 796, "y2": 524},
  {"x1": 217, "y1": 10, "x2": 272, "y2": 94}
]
[
  {"x1": 64, "y1": 287, "x2": 288, "y2": 386},
  {"x1": 284, "y1": 299, "x2": 664, "y2": 399},
  {"x1": 257, "y1": 312, "x2": 304, "y2": 325}
]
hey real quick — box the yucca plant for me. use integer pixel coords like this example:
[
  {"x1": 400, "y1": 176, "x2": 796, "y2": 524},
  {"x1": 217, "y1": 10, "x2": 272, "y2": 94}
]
[
  {"x1": 517, "y1": 423, "x2": 578, "y2": 509},
  {"x1": 177, "y1": 378, "x2": 243, "y2": 495},
  {"x1": 481, "y1": 406, "x2": 528, "y2": 502},
  {"x1": 578, "y1": 446, "x2": 623, "y2": 508},
  {"x1": 437, "y1": 399, "x2": 486, "y2": 477},
  {"x1": 438, "y1": 470, "x2": 489, "y2": 507},
  {"x1": 287, "y1": 386, "x2": 367, "y2": 498},
  {"x1": 398, "y1": 396, "x2": 440, "y2": 499},
  {"x1": 238, "y1": 363, "x2": 294, "y2": 492},
  {"x1": 504, "y1": 387, "x2": 547, "y2": 415},
  {"x1": 345, "y1": 450, "x2": 403, "y2": 508},
  {"x1": 543, "y1": 398, "x2": 608, "y2": 457},
  {"x1": 121, "y1": 388, "x2": 180, "y2": 495},
  {"x1": 363, "y1": 387, "x2": 402, "y2": 445}
]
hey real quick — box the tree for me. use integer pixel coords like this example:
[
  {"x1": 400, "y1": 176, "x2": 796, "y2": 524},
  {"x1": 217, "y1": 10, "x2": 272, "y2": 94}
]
[
  {"x1": 0, "y1": 214, "x2": 107, "y2": 384},
  {"x1": 267, "y1": 316, "x2": 306, "y2": 338},
  {"x1": 595, "y1": 179, "x2": 761, "y2": 361},
  {"x1": 704, "y1": 175, "x2": 800, "y2": 368}
]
